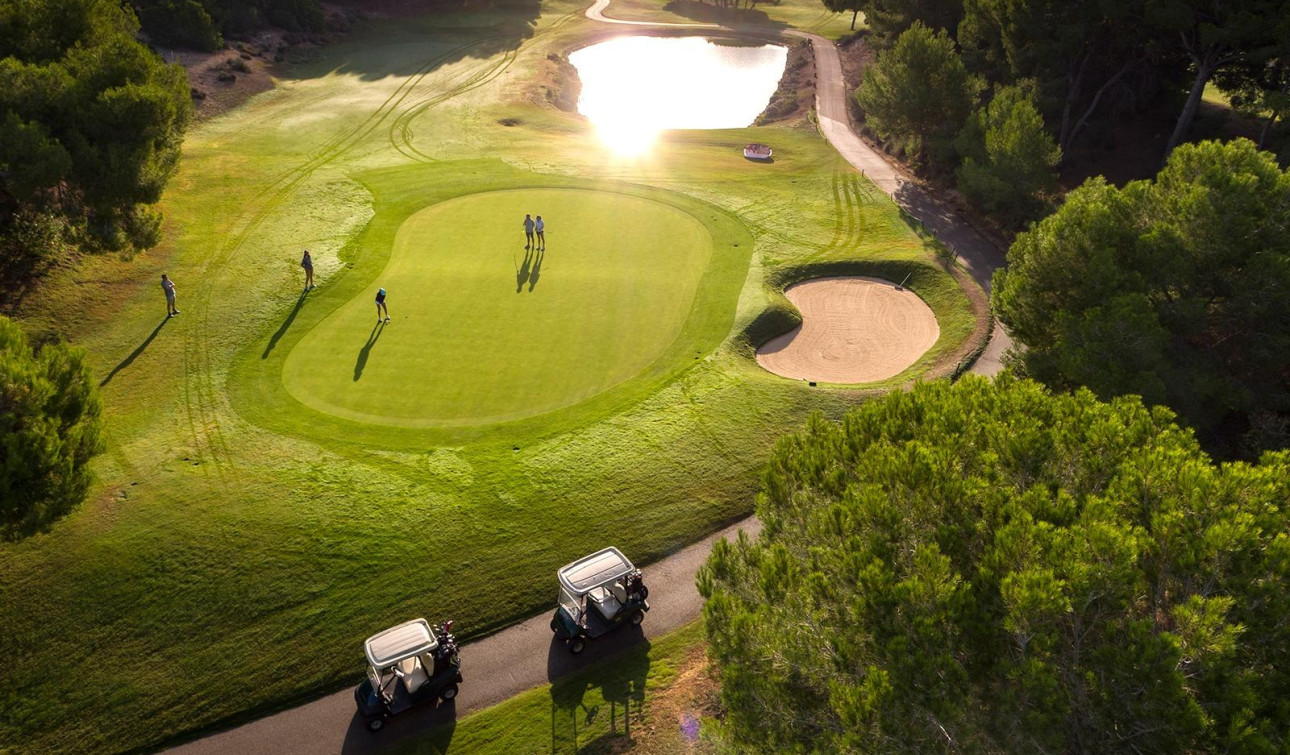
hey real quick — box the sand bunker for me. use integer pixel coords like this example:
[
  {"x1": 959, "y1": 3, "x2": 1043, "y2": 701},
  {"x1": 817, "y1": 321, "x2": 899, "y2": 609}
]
[{"x1": 756, "y1": 276, "x2": 939, "y2": 383}]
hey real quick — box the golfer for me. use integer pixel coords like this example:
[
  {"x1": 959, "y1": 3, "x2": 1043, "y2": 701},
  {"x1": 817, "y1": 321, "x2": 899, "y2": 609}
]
[
  {"x1": 301, "y1": 250, "x2": 314, "y2": 290},
  {"x1": 523, "y1": 214, "x2": 535, "y2": 249},
  {"x1": 375, "y1": 287, "x2": 390, "y2": 323},
  {"x1": 161, "y1": 274, "x2": 179, "y2": 317},
  {"x1": 535, "y1": 215, "x2": 545, "y2": 250}
]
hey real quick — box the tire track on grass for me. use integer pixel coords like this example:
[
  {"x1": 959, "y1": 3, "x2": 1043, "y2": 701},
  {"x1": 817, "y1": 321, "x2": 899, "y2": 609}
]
[
  {"x1": 389, "y1": 8, "x2": 583, "y2": 162},
  {"x1": 180, "y1": 33, "x2": 535, "y2": 472}
]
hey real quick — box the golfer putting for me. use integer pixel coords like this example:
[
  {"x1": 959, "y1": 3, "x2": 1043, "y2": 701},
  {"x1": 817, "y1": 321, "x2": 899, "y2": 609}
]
[{"x1": 375, "y1": 287, "x2": 390, "y2": 322}]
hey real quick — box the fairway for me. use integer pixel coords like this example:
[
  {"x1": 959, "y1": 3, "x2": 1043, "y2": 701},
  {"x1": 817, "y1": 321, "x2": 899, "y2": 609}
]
[
  {"x1": 0, "y1": 1, "x2": 984, "y2": 751},
  {"x1": 282, "y1": 188, "x2": 714, "y2": 425}
]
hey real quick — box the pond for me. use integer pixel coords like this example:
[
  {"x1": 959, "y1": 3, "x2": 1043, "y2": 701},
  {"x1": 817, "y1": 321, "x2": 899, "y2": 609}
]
[{"x1": 569, "y1": 36, "x2": 787, "y2": 155}]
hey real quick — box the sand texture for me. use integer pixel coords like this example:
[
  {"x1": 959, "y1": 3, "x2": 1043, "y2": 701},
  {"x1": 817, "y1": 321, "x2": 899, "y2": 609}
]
[{"x1": 756, "y1": 276, "x2": 939, "y2": 383}]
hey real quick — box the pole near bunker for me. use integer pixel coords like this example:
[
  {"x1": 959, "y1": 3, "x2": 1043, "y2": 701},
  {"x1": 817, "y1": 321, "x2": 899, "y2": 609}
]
[{"x1": 895, "y1": 272, "x2": 912, "y2": 291}]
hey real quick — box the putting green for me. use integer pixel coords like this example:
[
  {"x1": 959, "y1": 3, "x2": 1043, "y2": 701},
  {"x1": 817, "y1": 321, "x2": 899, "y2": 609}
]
[{"x1": 282, "y1": 188, "x2": 715, "y2": 425}]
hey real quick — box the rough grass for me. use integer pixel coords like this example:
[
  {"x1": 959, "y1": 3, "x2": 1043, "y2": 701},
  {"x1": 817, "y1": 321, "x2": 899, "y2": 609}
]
[{"x1": 0, "y1": 1, "x2": 976, "y2": 753}]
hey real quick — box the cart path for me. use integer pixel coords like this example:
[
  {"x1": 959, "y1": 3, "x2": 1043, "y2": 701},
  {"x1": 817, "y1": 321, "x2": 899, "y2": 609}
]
[
  {"x1": 168, "y1": 9, "x2": 1010, "y2": 755},
  {"x1": 164, "y1": 518, "x2": 761, "y2": 755},
  {"x1": 797, "y1": 30, "x2": 1010, "y2": 373}
]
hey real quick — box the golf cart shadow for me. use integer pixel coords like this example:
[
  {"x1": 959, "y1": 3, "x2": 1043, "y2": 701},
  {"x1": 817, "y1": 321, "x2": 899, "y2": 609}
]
[
  {"x1": 340, "y1": 700, "x2": 457, "y2": 754},
  {"x1": 547, "y1": 629, "x2": 651, "y2": 753}
]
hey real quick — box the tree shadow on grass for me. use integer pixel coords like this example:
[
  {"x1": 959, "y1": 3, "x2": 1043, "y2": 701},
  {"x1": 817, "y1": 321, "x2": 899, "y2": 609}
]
[
  {"x1": 354, "y1": 321, "x2": 385, "y2": 381},
  {"x1": 262, "y1": 290, "x2": 308, "y2": 359},
  {"x1": 661, "y1": 0, "x2": 787, "y2": 31},
  {"x1": 99, "y1": 317, "x2": 169, "y2": 387},
  {"x1": 287, "y1": 1, "x2": 544, "y2": 81},
  {"x1": 547, "y1": 627, "x2": 650, "y2": 753}
]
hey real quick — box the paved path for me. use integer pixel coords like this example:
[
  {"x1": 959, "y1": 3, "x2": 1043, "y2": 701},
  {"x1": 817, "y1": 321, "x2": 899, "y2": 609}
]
[
  {"x1": 794, "y1": 32, "x2": 1010, "y2": 374},
  {"x1": 170, "y1": 8, "x2": 1012, "y2": 755},
  {"x1": 166, "y1": 518, "x2": 762, "y2": 755}
]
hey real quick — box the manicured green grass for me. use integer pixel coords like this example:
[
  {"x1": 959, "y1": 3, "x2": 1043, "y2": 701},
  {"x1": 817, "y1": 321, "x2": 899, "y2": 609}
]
[
  {"x1": 279, "y1": 181, "x2": 745, "y2": 428},
  {"x1": 381, "y1": 622, "x2": 710, "y2": 755},
  {"x1": 0, "y1": 2, "x2": 978, "y2": 753}
]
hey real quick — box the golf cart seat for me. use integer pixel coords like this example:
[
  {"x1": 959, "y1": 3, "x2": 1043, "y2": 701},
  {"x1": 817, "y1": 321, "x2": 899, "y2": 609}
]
[
  {"x1": 588, "y1": 586, "x2": 622, "y2": 619},
  {"x1": 397, "y1": 657, "x2": 429, "y2": 694},
  {"x1": 609, "y1": 582, "x2": 628, "y2": 604}
]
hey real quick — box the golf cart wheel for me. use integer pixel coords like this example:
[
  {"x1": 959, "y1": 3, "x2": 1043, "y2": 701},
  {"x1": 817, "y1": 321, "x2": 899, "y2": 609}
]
[
  {"x1": 569, "y1": 637, "x2": 586, "y2": 654},
  {"x1": 630, "y1": 610, "x2": 645, "y2": 626},
  {"x1": 367, "y1": 718, "x2": 384, "y2": 732},
  {"x1": 440, "y1": 684, "x2": 459, "y2": 701}
]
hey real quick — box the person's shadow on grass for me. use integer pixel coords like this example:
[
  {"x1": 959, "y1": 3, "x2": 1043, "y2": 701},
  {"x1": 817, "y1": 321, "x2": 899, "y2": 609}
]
[
  {"x1": 262, "y1": 290, "x2": 308, "y2": 359},
  {"x1": 100, "y1": 317, "x2": 169, "y2": 387},
  {"x1": 528, "y1": 249, "x2": 544, "y2": 292},
  {"x1": 516, "y1": 247, "x2": 534, "y2": 293},
  {"x1": 353, "y1": 321, "x2": 385, "y2": 381}
]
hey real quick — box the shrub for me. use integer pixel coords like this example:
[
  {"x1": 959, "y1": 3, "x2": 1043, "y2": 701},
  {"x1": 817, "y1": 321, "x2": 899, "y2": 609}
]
[{"x1": 0, "y1": 317, "x2": 105, "y2": 540}]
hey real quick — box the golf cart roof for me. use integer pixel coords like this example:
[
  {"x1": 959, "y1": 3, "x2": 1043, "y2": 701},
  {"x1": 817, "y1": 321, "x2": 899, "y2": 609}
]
[
  {"x1": 364, "y1": 618, "x2": 438, "y2": 668},
  {"x1": 558, "y1": 547, "x2": 635, "y2": 596}
]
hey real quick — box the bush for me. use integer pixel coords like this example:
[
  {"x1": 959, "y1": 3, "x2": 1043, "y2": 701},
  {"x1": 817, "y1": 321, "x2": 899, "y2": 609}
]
[
  {"x1": 856, "y1": 22, "x2": 980, "y2": 170},
  {"x1": 954, "y1": 85, "x2": 1060, "y2": 227},
  {"x1": 0, "y1": 209, "x2": 70, "y2": 273},
  {"x1": 135, "y1": 0, "x2": 224, "y2": 51},
  {"x1": 0, "y1": 317, "x2": 105, "y2": 540}
]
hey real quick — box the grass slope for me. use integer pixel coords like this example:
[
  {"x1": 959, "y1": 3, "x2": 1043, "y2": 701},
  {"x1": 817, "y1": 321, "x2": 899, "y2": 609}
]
[
  {"x1": 381, "y1": 622, "x2": 712, "y2": 755},
  {"x1": 0, "y1": 2, "x2": 977, "y2": 753}
]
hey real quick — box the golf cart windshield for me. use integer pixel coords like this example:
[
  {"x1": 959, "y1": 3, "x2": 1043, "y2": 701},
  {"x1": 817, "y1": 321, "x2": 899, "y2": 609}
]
[{"x1": 559, "y1": 586, "x2": 582, "y2": 619}]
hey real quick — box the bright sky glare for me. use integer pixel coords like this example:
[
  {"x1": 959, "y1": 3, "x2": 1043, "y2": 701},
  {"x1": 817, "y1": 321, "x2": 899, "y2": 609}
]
[{"x1": 569, "y1": 36, "x2": 787, "y2": 156}]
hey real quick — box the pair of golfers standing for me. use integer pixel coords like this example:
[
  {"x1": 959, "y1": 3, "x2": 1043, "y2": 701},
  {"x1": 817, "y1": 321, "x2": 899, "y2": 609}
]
[{"x1": 523, "y1": 214, "x2": 547, "y2": 250}]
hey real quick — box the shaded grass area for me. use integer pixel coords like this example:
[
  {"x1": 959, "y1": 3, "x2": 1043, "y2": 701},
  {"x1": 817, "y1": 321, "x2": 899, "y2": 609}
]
[
  {"x1": 0, "y1": 2, "x2": 975, "y2": 753},
  {"x1": 603, "y1": 0, "x2": 855, "y2": 38},
  {"x1": 380, "y1": 622, "x2": 710, "y2": 755}
]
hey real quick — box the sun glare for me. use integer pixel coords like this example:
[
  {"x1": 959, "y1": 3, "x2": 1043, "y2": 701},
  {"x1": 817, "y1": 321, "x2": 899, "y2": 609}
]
[{"x1": 569, "y1": 36, "x2": 787, "y2": 157}]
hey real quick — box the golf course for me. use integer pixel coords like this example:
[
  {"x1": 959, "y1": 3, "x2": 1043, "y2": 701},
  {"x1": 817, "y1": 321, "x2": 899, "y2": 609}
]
[{"x1": 0, "y1": 1, "x2": 986, "y2": 753}]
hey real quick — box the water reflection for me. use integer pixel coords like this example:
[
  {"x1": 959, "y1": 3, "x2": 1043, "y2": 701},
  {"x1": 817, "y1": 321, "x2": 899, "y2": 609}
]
[{"x1": 569, "y1": 36, "x2": 787, "y2": 155}]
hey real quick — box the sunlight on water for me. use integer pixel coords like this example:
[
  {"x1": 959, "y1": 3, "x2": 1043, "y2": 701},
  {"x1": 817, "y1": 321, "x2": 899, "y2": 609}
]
[{"x1": 569, "y1": 36, "x2": 787, "y2": 156}]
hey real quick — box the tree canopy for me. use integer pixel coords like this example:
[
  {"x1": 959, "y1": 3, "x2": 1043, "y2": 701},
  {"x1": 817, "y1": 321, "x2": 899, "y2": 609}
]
[
  {"x1": 0, "y1": 0, "x2": 192, "y2": 259},
  {"x1": 856, "y1": 22, "x2": 980, "y2": 169},
  {"x1": 855, "y1": 0, "x2": 963, "y2": 45},
  {"x1": 0, "y1": 316, "x2": 104, "y2": 540},
  {"x1": 993, "y1": 139, "x2": 1290, "y2": 453},
  {"x1": 700, "y1": 376, "x2": 1290, "y2": 753},
  {"x1": 129, "y1": 0, "x2": 327, "y2": 52},
  {"x1": 955, "y1": 85, "x2": 1061, "y2": 226}
]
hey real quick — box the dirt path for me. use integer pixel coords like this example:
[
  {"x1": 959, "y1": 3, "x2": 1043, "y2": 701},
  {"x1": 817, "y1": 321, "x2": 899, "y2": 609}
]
[{"x1": 169, "y1": 7, "x2": 1007, "y2": 754}]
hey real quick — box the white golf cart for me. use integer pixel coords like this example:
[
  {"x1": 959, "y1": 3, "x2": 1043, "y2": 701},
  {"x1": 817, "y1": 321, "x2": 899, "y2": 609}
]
[
  {"x1": 353, "y1": 618, "x2": 461, "y2": 731},
  {"x1": 550, "y1": 547, "x2": 649, "y2": 654}
]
